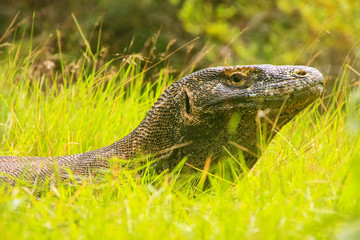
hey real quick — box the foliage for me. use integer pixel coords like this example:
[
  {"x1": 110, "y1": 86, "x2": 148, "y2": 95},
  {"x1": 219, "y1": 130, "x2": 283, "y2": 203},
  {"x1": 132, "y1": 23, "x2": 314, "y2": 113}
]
[{"x1": 0, "y1": 0, "x2": 359, "y2": 75}]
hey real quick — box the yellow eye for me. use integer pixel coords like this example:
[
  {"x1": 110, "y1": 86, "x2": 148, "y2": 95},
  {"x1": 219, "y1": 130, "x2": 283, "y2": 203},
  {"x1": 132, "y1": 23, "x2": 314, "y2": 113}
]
[{"x1": 230, "y1": 73, "x2": 247, "y2": 85}]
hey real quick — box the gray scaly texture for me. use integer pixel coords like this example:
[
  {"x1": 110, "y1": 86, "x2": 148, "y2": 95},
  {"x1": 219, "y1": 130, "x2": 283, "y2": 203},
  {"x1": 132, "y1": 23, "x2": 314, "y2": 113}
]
[{"x1": 0, "y1": 65, "x2": 324, "y2": 184}]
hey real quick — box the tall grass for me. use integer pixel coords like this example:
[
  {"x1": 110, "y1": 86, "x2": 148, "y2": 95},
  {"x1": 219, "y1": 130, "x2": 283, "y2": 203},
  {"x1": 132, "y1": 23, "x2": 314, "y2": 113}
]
[{"x1": 0, "y1": 38, "x2": 359, "y2": 239}]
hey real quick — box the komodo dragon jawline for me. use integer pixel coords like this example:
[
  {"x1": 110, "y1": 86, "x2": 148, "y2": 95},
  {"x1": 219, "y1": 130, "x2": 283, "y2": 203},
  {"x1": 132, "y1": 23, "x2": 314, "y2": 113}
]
[{"x1": 0, "y1": 65, "x2": 324, "y2": 184}]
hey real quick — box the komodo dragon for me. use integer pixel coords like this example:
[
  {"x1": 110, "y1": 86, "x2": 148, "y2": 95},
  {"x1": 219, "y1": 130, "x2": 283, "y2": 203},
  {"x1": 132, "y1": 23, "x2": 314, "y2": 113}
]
[{"x1": 0, "y1": 65, "x2": 324, "y2": 184}]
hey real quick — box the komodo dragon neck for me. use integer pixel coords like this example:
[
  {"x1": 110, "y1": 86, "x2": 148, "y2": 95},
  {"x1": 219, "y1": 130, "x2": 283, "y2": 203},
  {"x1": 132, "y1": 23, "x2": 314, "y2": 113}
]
[{"x1": 0, "y1": 65, "x2": 324, "y2": 184}]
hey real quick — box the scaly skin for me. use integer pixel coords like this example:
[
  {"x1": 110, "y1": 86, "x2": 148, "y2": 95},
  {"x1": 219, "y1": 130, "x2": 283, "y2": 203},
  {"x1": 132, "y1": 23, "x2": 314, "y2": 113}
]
[{"x1": 0, "y1": 65, "x2": 324, "y2": 184}]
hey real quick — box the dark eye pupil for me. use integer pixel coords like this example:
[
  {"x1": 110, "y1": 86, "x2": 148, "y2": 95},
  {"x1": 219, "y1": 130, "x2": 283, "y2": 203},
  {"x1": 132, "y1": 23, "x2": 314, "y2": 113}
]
[{"x1": 231, "y1": 74, "x2": 244, "y2": 83}]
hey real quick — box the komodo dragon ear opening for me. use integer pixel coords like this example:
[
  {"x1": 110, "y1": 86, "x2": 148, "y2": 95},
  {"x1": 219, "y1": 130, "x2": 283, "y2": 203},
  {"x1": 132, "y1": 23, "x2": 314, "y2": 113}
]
[
  {"x1": 180, "y1": 89, "x2": 198, "y2": 125},
  {"x1": 185, "y1": 91, "x2": 192, "y2": 114}
]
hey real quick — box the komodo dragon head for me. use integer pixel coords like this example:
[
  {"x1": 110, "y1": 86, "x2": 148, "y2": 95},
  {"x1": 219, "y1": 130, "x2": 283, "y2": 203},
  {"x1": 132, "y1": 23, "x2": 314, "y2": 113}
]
[{"x1": 136, "y1": 65, "x2": 324, "y2": 171}]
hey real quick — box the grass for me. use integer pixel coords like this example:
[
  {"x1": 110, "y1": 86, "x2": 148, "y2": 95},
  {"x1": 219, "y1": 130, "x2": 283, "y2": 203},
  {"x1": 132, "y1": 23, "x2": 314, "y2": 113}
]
[{"x1": 0, "y1": 40, "x2": 359, "y2": 240}]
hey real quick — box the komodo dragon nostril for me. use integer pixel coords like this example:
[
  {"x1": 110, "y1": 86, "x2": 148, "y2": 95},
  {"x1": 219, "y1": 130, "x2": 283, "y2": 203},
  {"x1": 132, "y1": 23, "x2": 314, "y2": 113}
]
[{"x1": 294, "y1": 69, "x2": 308, "y2": 76}]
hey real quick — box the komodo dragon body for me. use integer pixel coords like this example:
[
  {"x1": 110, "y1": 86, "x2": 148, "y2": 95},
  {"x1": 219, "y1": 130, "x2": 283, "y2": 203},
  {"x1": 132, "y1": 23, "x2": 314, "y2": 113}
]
[{"x1": 0, "y1": 65, "x2": 324, "y2": 184}]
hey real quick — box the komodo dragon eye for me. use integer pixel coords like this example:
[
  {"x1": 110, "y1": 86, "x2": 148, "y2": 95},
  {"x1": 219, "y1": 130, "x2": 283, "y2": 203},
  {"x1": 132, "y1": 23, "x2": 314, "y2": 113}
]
[{"x1": 229, "y1": 73, "x2": 247, "y2": 85}]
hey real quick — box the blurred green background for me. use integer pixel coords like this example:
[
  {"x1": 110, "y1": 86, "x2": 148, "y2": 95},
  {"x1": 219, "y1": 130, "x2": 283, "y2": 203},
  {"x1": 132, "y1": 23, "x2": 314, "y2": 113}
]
[{"x1": 0, "y1": 0, "x2": 359, "y2": 78}]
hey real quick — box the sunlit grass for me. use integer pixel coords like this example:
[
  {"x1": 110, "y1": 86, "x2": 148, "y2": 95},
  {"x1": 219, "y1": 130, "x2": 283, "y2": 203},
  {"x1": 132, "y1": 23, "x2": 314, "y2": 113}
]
[{"x1": 0, "y1": 40, "x2": 359, "y2": 240}]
